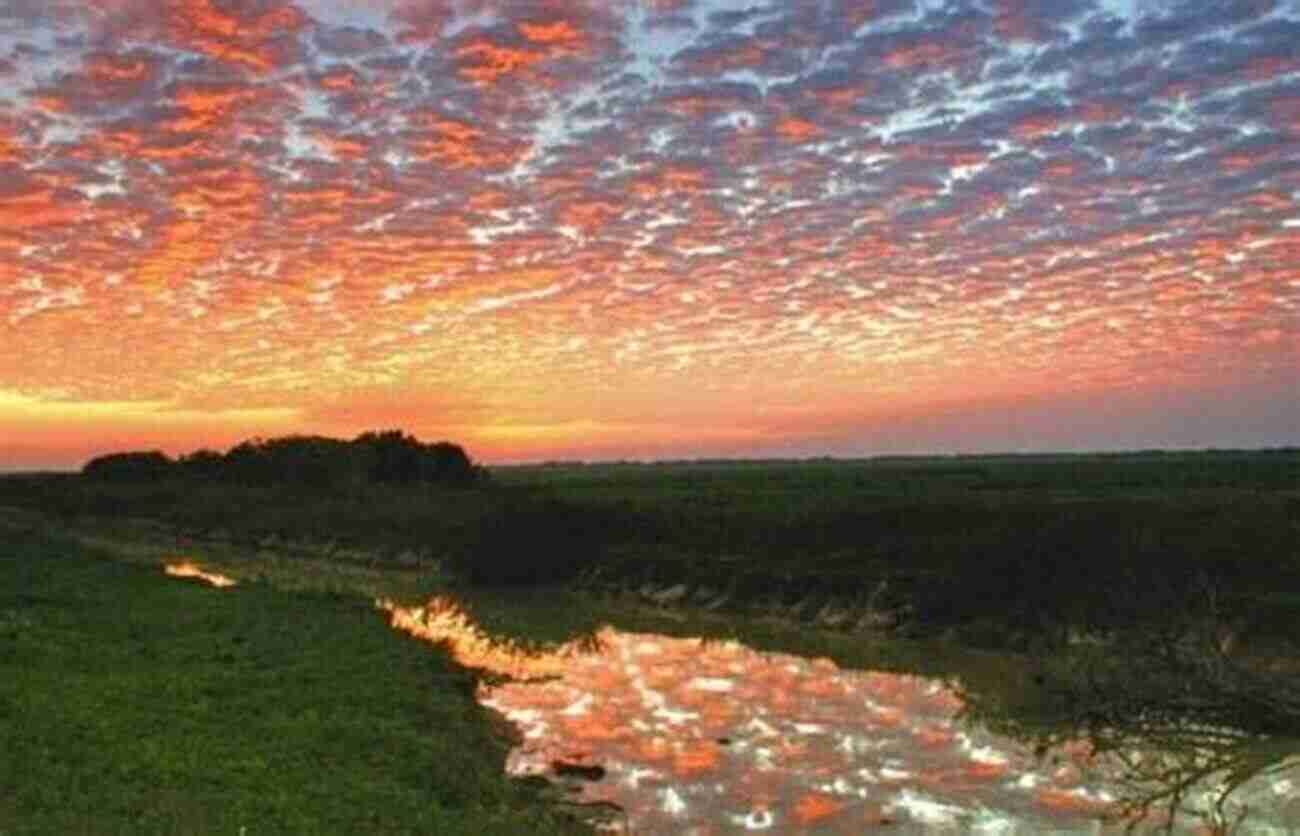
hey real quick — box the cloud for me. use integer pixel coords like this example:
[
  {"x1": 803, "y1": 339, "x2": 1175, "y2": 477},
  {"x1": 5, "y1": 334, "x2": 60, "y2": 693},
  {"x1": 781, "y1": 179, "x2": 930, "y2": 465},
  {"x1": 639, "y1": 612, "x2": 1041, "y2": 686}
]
[{"x1": 0, "y1": 0, "x2": 1293, "y2": 463}]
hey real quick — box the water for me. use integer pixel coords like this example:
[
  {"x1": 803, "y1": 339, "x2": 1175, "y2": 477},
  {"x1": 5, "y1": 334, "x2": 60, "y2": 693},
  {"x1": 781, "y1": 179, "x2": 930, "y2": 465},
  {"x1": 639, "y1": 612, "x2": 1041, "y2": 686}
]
[
  {"x1": 164, "y1": 566, "x2": 1298, "y2": 834},
  {"x1": 484, "y1": 629, "x2": 1110, "y2": 833},
  {"x1": 382, "y1": 597, "x2": 1300, "y2": 834}
]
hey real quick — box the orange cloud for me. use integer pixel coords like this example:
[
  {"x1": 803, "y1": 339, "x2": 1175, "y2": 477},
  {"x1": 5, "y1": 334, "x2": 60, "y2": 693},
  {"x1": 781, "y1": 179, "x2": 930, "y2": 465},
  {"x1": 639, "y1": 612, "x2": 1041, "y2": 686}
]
[
  {"x1": 171, "y1": 164, "x2": 264, "y2": 219},
  {"x1": 558, "y1": 198, "x2": 622, "y2": 232},
  {"x1": 774, "y1": 116, "x2": 821, "y2": 141},
  {"x1": 517, "y1": 19, "x2": 583, "y2": 48},
  {"x1": 883, "y1": 39, "x2": 957, "y2": 68},
  {"x1": 84, "y1": 50, "x2": 158, "y2": 82},
  {"x1": 657, "y1": 88, "x2": 756, "y2": 117},
  {"x1": 166, "y1": 81, "x2": 255, "y2": 132},
  {"x1": 625, "y1": 162, "x2": 711, "y2": 200},
  {"x1": 0, "y1": 122, "x2": 22, "y2": 163},
  {"x1": 465, "y1": 187, "x2": 512, "y2": 211},
  {"x1": 404, "y1": 115, "x2": 524, "y2": 169},
  {"x1": 810, "y1": 82, "x2": 867, "y2": 106},
  {"x1": 1074, "y1": 98, "x2": 1127, "y2": 123},
  {"x1": 162, "y1": 0, "x2": 306, "y2": 72},
  {"x1": 316, "y1": 67, "x2": 361, "y2": 91},
  {"x1": 1011, "y1": 110, "x2": 1066, "y2": 139},
  {"x1": 0, "y1": 186, "x2": 86, "y2": 229},
  {"x1": 312, "y1": 130, "x2": 370, "y2": 159},
  {"x1": 30, "y1": 93, "x2": 70, "y2": 113},
  {"x1": 454, "y1": 38, "x2": 546, "y2": 83},
  {"x1": 3, "y1": 1, "x2": 1295, "y2": 466},
  {"x1": 675, "y1": 39, "x2": 768, "y2": 74}
]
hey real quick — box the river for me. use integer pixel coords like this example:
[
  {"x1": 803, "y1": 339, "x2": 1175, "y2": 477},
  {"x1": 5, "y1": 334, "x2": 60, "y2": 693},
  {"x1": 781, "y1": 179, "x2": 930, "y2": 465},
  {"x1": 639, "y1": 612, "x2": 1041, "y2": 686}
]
[
  {"x1": 159, "y1": 562, "x2": 1298, "y2": 832},
  {"x1": 382, "y1": 595, "x2": 1300, "y2": 834}
]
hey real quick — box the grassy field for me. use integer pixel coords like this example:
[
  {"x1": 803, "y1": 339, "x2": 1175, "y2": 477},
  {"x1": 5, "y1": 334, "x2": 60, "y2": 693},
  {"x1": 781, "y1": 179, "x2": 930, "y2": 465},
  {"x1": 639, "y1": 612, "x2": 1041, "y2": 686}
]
[
  {"x1": 2, "y1": 450, "x2": 1296, "y2": 834},
  {"x1": 0, "y1": 509, "x2": 1055, "y2": 835},
  {"x1": 0, "y1": 505, "x2": 1042, "y2": 702},
  {"x1": 492, "y1": 451, "x2": 1300, "y2": 647},
  {"x1": 0, "y1": 522, "x2": 591, "y2": 835},
  {"x1": 2, "y1": 449, "x2": 1297, "y2": 650}
]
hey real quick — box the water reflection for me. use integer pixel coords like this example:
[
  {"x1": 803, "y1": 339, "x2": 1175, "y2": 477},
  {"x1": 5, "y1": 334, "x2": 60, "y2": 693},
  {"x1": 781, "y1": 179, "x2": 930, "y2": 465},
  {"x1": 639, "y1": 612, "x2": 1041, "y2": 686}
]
[
  {"x1": 485, "y1": 630, "x2": 1113, "y2": 833},
  {"x1": 385, "y1": 597, "x2": 1299, "y2": 834},
  {"x1": 962, "y1": 630, "x2": 1300, "y2": 835},
  {"x1": 163, "y1": 559, "x2": 237, "y2": 587},
  {"x1": 380, "y1": 595, "x2": 588, "y2": 680}
]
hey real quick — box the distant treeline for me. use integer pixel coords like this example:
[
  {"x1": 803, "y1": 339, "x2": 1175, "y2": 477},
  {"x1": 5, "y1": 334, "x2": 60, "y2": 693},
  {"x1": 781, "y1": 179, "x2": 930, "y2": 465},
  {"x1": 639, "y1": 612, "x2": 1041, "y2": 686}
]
[{"x1": 81, "y1": 431, "x2": 482, "y2": 488}]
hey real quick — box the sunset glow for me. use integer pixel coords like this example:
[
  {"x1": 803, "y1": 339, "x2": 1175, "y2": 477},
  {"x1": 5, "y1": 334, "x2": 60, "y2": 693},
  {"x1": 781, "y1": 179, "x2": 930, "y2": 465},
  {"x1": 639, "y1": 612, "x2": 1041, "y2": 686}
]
[
  {"x1": 379, "y1": 594, "x2": 596, "y2": 679},
  {"x1": 163, "y1": 559, "x2": 237, "y2": 587},
  {"x1": 1, "y1": 1, "x2": 1297, "y2": 466}
]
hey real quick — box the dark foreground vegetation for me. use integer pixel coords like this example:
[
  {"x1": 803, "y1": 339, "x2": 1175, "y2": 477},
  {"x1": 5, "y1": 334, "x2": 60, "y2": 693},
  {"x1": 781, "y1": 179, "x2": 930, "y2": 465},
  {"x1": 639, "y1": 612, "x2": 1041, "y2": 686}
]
[
  {"x1": 954, "y1": 563, "x2": 1300, "y2": 832},
  {"x1": 2, "y1": 439, "x2": 1297, "y2": 833},
  {"x1": 82, "y1": 430, "x2": 482, "y2": 488},
  {"x1": 0, "y1": 523, "x2": 590, "y2": 835},
  {"x1": 2, "y1": 438, "x2": 1297, "y2": 654}
]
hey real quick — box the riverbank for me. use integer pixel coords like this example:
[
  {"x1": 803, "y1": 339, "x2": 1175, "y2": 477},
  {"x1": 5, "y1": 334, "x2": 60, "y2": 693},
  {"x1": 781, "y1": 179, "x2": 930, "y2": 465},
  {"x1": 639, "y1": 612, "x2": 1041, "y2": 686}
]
[
  {"x1": 4, "y1": 507, "x2": 1296, "y2": 833},
  {"x1": 0, "y1": 508, "x2": 1045, "y2": 835},
  {"x1": 0, "y1": 519, "x2": 594, "y2": 835},
  {"x1": 0, "y1": 505, "x2": 1038, "y2": 691},
  {"x1": 5, "y1": 450, "x2": 1297, "y2": 654}
]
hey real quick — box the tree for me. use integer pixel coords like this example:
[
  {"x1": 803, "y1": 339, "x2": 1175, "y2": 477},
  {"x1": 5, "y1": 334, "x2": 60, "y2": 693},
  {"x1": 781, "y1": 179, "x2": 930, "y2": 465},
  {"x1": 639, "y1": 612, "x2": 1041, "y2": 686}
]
[
  {"x1": 82, "y1": 450, "x2": 174, "y2": 482},
  {"x1": 82, "y1": 430, "x2": 481, "y2": 490},
  {"x1": 177, "y1": 449, "x2": 223, "y2": 480},
  {"x1": 354, "y1": 431, "x2": 478, "y2": 486}
]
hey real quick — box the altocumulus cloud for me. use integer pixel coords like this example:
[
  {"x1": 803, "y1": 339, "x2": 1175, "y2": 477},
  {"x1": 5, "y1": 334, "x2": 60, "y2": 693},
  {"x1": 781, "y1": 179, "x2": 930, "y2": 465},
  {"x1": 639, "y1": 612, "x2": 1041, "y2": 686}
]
[{"x1": 0, "y1": 0, "x2": 1296, "y2": 460}]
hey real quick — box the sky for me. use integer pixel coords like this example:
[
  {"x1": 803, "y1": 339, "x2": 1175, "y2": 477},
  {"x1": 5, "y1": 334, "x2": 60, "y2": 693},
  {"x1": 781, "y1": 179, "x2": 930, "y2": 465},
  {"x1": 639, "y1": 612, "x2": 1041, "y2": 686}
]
[{"x1": 0, "y1": 0, "x2": 1296, "y2": 468}]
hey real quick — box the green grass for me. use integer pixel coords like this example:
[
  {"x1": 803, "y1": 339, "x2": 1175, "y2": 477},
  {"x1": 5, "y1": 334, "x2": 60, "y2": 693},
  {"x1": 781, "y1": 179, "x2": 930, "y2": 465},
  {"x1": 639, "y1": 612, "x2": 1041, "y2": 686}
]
[
  {"x1": 489, "y1": 452, "x2": 1300, "y2": 647},
  {"x1": 3, "y1": 450, "x2": 1296, "y2": 835},
  {"x1": 1, "y1": 498, "x2": 1294, "y2": 835},
  {"x1": 0, "y1": 525, "x2": 591, "y2": 836},
  {"x1": 0, "y1": 508, "x2": 1043, "y2": 716},
  {"x1": 2, "y1": 449, "x2": 1297, "y2": 650}
]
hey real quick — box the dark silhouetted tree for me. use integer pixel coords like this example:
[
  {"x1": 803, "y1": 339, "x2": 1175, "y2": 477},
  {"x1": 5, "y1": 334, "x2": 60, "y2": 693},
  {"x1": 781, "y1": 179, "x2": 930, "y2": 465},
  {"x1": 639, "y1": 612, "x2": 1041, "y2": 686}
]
[
  {"x1": 354, "y1": 430, "x2": 478, "y2": 486},
  {"x1": 423, "y1": 441, "x2": 476, "y2": 485},
  {"x1": 177, "y1": 448, "x2": 223, "y2": 480},
  {"x1": 82, "y1": 451, "x2": 175, "y2": 482},
  {"x1": 356, "y1": 430, "x2": 423, "y2": 483},
  {"x1": 83, "y1": 430, "x2": 479, "y2": 490}
]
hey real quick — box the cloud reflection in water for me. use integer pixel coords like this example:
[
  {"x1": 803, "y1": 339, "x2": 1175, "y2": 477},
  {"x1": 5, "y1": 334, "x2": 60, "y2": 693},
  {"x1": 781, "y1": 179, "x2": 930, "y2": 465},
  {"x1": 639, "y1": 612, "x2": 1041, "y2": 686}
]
[
  {"x1": 382, "y1": 597, "x2": 1298, "y2": 833},
  {"x1": 479, "y1": 630, "x2": 1116, "y2": 833}
]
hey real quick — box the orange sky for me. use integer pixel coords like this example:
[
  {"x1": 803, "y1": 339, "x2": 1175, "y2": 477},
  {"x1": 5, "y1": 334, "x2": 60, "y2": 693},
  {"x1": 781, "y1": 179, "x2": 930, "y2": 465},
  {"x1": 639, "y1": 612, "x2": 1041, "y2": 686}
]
[{"x1": 1, "y1": 1, "x2": 1297, "y2": 468}]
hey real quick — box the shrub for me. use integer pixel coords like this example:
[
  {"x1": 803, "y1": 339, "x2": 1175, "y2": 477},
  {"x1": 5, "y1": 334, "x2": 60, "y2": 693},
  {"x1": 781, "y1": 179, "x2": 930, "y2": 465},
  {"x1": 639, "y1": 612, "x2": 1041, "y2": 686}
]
[{"x1": 455, "y1": 494, "x2": 613, "y2": 585}]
